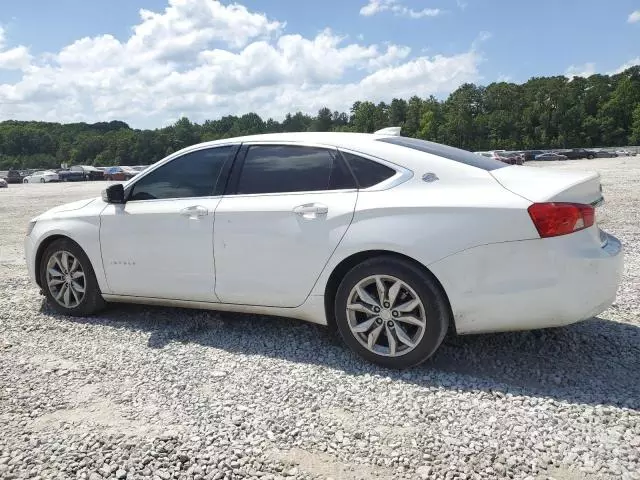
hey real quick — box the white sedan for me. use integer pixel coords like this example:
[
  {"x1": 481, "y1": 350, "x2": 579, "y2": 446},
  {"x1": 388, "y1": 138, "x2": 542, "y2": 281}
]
[
  {"x1": 615, "y1": 149, "x2": 636, "y2": 157},
  {"x1": 23, "y1": 170, "x2": 59, "y2": 183},
  {"x1": 24, "y1": 129, "x2": 623, "y2": 368}
]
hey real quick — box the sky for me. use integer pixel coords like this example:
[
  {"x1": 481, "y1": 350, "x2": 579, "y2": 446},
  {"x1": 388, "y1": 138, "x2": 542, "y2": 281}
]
[{"x1": 0, "y1": 0, "x2": 639, "y2": 129}]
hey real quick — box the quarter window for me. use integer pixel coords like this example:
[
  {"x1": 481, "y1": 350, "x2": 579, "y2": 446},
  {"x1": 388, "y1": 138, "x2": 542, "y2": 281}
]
[
  {"x1": 341, "y1": 152, "x2": 396, "y2": 188},
  {"x1": 129, "y1": 146, "x2": 233, "y2": 201},
  {"x1": 236, "y1": 145, "x2": 355, "y2": 195}
]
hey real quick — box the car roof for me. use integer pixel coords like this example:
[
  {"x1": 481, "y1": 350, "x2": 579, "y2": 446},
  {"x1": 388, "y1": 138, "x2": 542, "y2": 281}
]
[
  {"x1": 198, "y1": 132, "x2": 392, "y2": 149},
  {"x1": 168, "y1": 132, "x2": 503, "y2": 173}
]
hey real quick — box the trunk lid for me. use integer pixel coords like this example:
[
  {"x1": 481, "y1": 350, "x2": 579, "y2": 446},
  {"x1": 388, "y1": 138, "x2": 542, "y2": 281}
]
[{"x1": 490, "y1": 165, "x2": 603, "y2": 205}]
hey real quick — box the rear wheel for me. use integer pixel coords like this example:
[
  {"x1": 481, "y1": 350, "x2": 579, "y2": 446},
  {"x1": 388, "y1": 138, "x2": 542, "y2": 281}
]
[
  {"x1": 40, "y1": 238, "x2": 105, "y2": 316},
  {"x1": 334, "y1": 257, "x2": 449, "y2": 369},
  {"x1": 40, "y1": 178, "x2": 45, "y2": 183}
]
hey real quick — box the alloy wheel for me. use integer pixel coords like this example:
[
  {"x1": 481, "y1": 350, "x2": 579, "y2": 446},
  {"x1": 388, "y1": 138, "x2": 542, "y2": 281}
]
[
  {"x1": 346, "y1": 275, "x2": 427, "y2": 357},
  {"x1": 45, "y1": 251, "x2": 86, "y2": 309}
]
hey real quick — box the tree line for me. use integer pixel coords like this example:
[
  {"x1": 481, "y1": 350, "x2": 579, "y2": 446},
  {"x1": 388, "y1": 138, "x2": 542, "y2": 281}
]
[{"x1": 1, "y1": 67, "x2": 639, "y2": 170}]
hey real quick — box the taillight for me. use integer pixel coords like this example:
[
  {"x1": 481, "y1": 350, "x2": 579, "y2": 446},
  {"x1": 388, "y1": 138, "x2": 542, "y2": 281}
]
[{"x1": 527, "y1": 202, "x2": 595, "y2": 238}]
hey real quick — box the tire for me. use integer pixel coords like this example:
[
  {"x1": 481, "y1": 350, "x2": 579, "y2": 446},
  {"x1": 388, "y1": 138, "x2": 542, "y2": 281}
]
[
  {"x1": 334, "y1": 256, "x2": 450, "y2": 369},
  {"x1": 23, "y1": 179, "x2": 28, "y2": 184},
  {"x1": 587, "y1": 155, "x2": 594, "y2": 159},
  {"x1": 39, "y1": 238, "x2": 106, "y2": 316},
  {"x1": 40, "y1": 178, "x2": 45, "y2": 183}
]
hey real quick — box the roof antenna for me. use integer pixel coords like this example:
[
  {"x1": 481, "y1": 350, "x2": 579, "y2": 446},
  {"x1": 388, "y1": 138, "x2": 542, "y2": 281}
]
[{"x1": 374, "y1": 127, "x2": 401, "y2": 136}]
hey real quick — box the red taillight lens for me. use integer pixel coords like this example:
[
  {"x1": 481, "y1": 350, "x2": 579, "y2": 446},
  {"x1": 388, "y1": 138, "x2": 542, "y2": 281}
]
[{"x1": 527, "y1": 202, "x2": 595, "y2": 238}]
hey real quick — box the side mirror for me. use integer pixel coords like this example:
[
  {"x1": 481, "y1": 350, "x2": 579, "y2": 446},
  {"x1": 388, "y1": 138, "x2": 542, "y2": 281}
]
[{"x1": 102, "y1": 183, "x2": 125, "y2": 204}]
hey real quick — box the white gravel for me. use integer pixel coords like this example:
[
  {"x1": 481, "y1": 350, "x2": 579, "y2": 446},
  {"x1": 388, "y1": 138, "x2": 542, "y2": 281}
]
[{"x1": 1, "y1": 158, "x2": 639, "y2": 480}]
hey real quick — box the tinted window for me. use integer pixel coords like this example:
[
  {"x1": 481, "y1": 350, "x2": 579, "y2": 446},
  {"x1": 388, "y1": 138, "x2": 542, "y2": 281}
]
[
  {"x1": 129, "y1": 146, "x2": 233, "y2": 200},
  {"x1": 341, "y1": 152, "x2": 396, "y2": 188},
  {"x1": 236, "y1": 145, "x2": 353, "y2": 194},
  {"x1": 377, "y1": 137, "x2": 507, "y2": 171}
]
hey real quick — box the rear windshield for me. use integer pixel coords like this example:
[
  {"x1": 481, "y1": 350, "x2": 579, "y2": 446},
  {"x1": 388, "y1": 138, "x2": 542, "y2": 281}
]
[{"x1": 377, "y1": 137, "x2": 507, "y2": 171}]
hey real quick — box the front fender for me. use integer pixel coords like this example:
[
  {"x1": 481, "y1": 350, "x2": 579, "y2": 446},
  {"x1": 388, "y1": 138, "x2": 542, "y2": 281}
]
[{"x1": 27, "y1": 216, "x2": 110, "y2": 294}]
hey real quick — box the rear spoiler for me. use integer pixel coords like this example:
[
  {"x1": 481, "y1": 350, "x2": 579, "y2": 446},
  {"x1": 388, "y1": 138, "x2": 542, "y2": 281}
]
[{"x1": 374, "y1": 127, "x2": 401, "y2": 136}]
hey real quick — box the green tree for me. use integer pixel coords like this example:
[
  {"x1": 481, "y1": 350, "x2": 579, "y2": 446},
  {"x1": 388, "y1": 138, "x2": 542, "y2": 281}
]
[
  {"x1": 630, "y1": 104, "x2": 640, "y2": 144},
  {"x1": 311, "y1": 107, "x2": 333, "y2": 131},
  {"x1": 2, "y1": 67, "x2": 640, "y2": 171}
]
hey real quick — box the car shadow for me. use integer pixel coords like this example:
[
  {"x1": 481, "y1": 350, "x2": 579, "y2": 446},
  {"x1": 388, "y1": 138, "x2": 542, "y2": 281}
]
[{"x1": 42, "y1": 302, "x2": 640, "y2": 410}]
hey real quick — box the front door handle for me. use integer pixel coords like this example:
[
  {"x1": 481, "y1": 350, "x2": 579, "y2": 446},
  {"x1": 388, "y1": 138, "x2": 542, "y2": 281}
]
[
  {"x1": 180, "y1": 205, "x2": 209, "y2": 219},
  {"x1": 293, "y1": 203, "x2": 329, "y2": 218}
]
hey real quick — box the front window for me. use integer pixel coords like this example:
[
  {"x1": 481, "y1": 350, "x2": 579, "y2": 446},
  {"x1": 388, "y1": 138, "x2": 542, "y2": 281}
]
[{"x1": 129, "y1": 146, "x2": 234, "y2": 201}]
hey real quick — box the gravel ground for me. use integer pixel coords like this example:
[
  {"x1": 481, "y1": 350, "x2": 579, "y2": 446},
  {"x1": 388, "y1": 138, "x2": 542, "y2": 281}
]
[{"x1": 1, "y1": 158, "x2": 639, "y2": 480}]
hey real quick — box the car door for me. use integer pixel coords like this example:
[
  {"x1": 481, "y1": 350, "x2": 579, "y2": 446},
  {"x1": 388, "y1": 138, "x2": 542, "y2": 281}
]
[
  {"x1": 213, "y1": 143, "x2": 358, "y2": 308},
  {"x1": 100, "y1": 144, "x2": 237, "y2": 301}
]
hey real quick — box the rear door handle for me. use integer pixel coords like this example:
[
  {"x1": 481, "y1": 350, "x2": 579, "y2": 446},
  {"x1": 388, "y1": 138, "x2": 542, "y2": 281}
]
[
  {"x1": 180, "y1": 205, "x2": 209, "y2": 218},
  {"x1": 293, "y1": 203, "x2": 329, "y2": 218}
]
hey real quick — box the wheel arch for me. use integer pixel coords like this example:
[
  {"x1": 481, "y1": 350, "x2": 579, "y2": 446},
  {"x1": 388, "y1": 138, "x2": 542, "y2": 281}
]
[
  {"x1": 323, "y1": 249, "x2": 455, "y2": 334},
  {"x1": 34, "y1": 234, "x2": 84, "y2": 288}
]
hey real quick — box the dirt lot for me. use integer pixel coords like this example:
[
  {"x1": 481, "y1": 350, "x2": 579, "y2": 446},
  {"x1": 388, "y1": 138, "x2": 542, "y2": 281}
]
[{"x1": 1, "y1": 158, "x2": 639, "y2": 480}]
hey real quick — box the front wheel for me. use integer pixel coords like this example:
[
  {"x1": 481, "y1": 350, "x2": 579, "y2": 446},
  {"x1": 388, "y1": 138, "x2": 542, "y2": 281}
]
[
  {"x1": 40, "y1": 238, "x2": 105, "y2": 316},
  {"x1": 334, "y1": 257, "x2": 450, "y2": 369}
]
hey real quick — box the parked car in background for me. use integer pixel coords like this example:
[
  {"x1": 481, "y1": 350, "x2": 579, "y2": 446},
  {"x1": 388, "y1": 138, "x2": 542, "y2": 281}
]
[
  {"x1": 595, "y1": 150, "x2": 617, "y2": 158},
  {"x1": 523, "y1": 150, "x2": 545, "y2": 161},
  {"x1": 559, "y1": 148, "x2": 596, "y2": 160},
  {"x1": 534, "y1": 152, "x2": 568, "y2": 161},
  {"x1": 23, "y1": 170, "x2": 60, "y2": 183},
  {"x1": 6, "y1": 170, "x2": 25, "y2": 184},
  {"x1": 131, "y1": 165, "x2": 150, "y2": 172},
  {"x1": 57, "y1": 169, "x2": 86, "y2": 182},
  {"x1": 104, "y1": 166, "x2": 138, "y2": 181},
  {"x1": 0, "y1": 178, "x2": 7, "y2": 188},
  {"x1": 24, "y1": 129, "x2": 622, "y2": 368},
  {"x1": 475, "y1": 150, "x2": 522, "y2": 165},
  {"x1": 502, "y1": 152, "x2": 525, "y2": 165},
  {"x1": 70, "y1": 165, "x2": 104, "y2": 181},
  {"x1": 615, "y1": 149, "x2": 636, "y2": 157}
]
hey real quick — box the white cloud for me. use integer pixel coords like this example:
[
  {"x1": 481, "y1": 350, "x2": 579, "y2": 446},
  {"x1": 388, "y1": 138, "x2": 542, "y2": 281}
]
[
  {"x1": 0, "y1": 0, "x2": 480, "y2": 127},
  {"x1": 628, "y1": 10, "x2": 640, "y2": 23},
  {"x1": 563, "y1": 58, "x2": 639, "y2": 80},
  {"x1": 360, "y1": 0, "x2": 441, "y2": 19},
  {"x1": 0, "y1": 26, "x2": 32, "y2": 70},
  {"x1": 0, "y1": 45, "x2": 32, "y2": 70},
  {"x1": 565, "y1": 62, "x2": 596, "y2": 79},
  {"x1": 610, "y1": 57, "x2": 640, "y2": 74}
]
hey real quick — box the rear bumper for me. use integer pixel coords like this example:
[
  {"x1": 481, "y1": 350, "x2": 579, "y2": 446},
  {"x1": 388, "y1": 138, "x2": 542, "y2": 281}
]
[{"x1": 428, "y1": 228, "x2": 623, "y2": 335}]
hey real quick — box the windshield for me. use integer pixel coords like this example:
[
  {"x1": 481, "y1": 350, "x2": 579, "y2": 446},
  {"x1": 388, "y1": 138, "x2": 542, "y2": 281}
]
[{"x1": 377, "y1": 137, "x2": 507, "y2": 171}]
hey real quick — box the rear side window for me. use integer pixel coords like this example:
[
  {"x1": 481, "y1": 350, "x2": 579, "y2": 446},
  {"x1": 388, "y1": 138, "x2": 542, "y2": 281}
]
[
  {"x1": 236, "y1": 145, "x2": 354, "y2": 194},
  {"x1": 377, "y1": 137, "x2": 507, "y2": 171},
  {"x1": 129, "y1": 146, "x2": 233, "y2": 200},
  {"x1": 341, "y1": 152, "x2": 396, "y2": 188}
]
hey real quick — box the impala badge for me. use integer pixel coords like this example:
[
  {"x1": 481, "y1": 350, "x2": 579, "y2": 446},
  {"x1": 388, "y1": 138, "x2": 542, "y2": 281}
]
[{"x1": 422, "y1": 172, "x2": 439, "y2": 183}]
